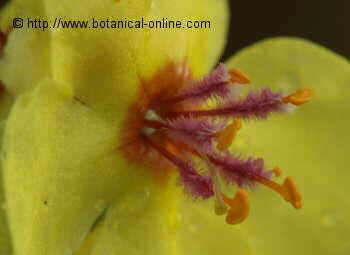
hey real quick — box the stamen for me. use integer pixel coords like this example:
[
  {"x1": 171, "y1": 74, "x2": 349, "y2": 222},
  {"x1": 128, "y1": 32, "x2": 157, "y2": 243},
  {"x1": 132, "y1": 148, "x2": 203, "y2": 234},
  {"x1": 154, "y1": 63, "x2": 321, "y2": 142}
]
[
  {"x1": 256, "y1": 176, "x2": 302, "y2": 209},
  {"x1": 163, "y1": 117, "x2": 223, "y2": 153},
  {"x1": 214, "y1": 195, "x2": 228, "y2": 216},
  {"x1": 208, "y1": 153, "x2": 270, "y2": 187},
  {"x1": 222, "y1": 189, "x2": 249, "y2": 225},
  {"x1": 143, "y1": 119, "x2": 168, "y2": 130},
  {"x1": 204, "y1": 156, "x2": 227, "y2": 215},
  {"x1": 122, "y1": 62, "x2": 309, "y2": 226},
  {"x1": 166, "y1": 140, "x2": 182, "y2": 156},
  {"x1": 165, "y1": 88, "x2": 285, "y2": 120},
  {"x1": 165, "y1": 137, "x2": 200, "y2": 157},
  {"x1": 144, "y1": 135, "x2": 214, "y2": 199},
  {"x1": 215, "y1": 119, "x2": 242, "y2": 151},
  {"x1": 283, "y1": 88, "x2": 313, "y2": 106},
  {"x1": 273, "y1": 167, "x2": 282, "y2": 177},
  {"x1": 228, "y1": 68, "x2": 251, "y2": 84},
  {"x1": 163, "y1": 64, "x2": 241, "y2": 105}
]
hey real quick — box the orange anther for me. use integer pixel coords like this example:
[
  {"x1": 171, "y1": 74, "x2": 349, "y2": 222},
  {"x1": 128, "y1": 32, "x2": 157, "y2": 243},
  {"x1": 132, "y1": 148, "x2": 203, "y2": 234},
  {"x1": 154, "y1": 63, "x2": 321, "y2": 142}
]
[
  {"x1": 256, "y1": 176, "x2": 302, "y2": 209},
  {"x1": 273, "y1": 167, "x2": 282, "y2": 177},
  {"x1": 228, "y1": 68, "x2": 251, "y2": 84},
  {"x1": 166, "y1": 141, "x2": 181, "y2": 156},
  {"x1": 222, "y1": 189, "x2": 250, "y2": 225},
  {"x1": 283, "y1": 177, "x2": 302, "y2": 209},
  {"x1": 216, "y1": 119, "x2": 242, "y2": 151},
  {"x1": 282, "y1": 88, "x2": 313, "y2": 106}
]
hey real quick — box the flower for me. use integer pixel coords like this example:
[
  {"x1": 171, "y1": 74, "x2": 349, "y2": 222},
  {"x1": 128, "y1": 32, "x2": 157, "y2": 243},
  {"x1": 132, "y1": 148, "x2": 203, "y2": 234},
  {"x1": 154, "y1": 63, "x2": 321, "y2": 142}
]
[{"x1": 0, "y1": 1, "x2": 349, "y2": 255}]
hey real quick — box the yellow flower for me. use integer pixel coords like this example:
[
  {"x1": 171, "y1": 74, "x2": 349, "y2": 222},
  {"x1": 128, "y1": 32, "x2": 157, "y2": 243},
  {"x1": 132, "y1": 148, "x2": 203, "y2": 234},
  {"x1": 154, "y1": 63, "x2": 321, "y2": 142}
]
[{"x1": 0, "y1": 1, "x2": 349, "y2": 255}]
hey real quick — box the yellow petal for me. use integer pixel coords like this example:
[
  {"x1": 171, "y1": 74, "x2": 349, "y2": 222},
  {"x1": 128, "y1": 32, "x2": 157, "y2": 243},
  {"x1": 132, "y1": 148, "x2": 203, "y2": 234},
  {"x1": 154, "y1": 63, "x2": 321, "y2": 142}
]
[
  {"x1": 0, "y1": 2, "x2": 50, "y2": 96},
  {"x1": 0, "y1": 120, "x2": 13, "y2": 255},
  {"x1": 74, "y1": 179, "x2": 180, "y2": 255},
  {"x1": 0, "y1": 87, "x2": 15, "y2": 255},
  {"x1": 1, "y1": 1, "x2": 229, "y2": 254},
  {"x1": 225, "y1": 37, "x2": 350, "y2": 255},
  {"x1": 48, "y1": 0, "x2": 228, "y2": 119},
  {"x1": 0, "y1": 28, "x2": 51, "y2": 95},
  {"x1": 74, "y1": 190, "x2": 253, "y2": 255},
  {"x1": 0, "y1": 0, "x2": 229, "y2": 104},
  {"x1": 3, "y1": 80, "x2": 136, "y2": 255},
  {"x1": 175, "y1": 200, "x2": 252, "y2": 255}
]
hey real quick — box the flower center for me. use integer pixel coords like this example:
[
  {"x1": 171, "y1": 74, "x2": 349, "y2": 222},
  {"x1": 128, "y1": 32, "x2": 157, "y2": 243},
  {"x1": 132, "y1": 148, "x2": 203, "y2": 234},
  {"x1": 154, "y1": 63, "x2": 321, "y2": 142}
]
[{"x1": 120, "y1": 61, "x2": 311, "y2": 225}]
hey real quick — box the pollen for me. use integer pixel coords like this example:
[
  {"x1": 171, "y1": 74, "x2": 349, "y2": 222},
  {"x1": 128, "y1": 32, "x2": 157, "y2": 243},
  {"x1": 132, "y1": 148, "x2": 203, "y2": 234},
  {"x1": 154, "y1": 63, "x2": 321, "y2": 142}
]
[
  {"x1": 273, "y1": 167, "x2": 282, "y2": 177},
  {"x1": 121, "y1": 62, "x2": 309, "y2": 226},
  {"x1": 228, "y1": 68, "x2": 251, "y2": 84},
  {"x1": 216, "y1": 119, "x2": 242, "y2": 151},
  {"x1": 222, "y1": 189, "x2": 249, "y2": 225},
  {"x1": 283, "y1": 88, "x2": 313, "y2": 106},
  {"x1": 256, "y1": 176, "x2": 302, "y2": 209}
]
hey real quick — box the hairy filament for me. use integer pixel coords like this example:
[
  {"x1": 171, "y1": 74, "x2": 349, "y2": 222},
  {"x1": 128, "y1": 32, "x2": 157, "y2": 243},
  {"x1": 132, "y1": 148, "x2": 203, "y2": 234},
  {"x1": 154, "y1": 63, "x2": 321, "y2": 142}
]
[
  {"x1": 144, "y1": 135, "x2": 214, "y2": 199},
  {"x1": 207, "y1": 153, "x2": 271, "y2": 187},
  {"x1": 162, "y1": 64, "x2": 232, "y2": 104},
  {"x1": 165, "y1": 88, "x2": 285, "y2": 120}
]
